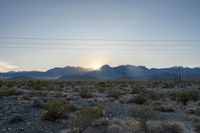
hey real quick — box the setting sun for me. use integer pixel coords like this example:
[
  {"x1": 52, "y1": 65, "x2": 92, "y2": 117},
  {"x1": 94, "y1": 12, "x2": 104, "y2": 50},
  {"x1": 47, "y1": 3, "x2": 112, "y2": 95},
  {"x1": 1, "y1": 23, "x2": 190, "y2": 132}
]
[{"x1": 92, "y1": 63, "x2": 102, "y2": 70}]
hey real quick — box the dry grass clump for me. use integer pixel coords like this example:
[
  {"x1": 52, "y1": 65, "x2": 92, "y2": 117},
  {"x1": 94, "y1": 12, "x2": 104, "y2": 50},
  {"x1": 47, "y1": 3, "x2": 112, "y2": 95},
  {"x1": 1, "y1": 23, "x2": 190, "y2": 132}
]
[
  {"x1": 0, "y1": 86, "x2": 17, "y2": 97},
  {"x1": 70, "y1": 105, "x2": 106, "y2": 132},
  {"x1": 41, "y1": 100, "x2": 76, "y2": 121},
  {"x1": 79, "y1": 87, "x2": 93, "y2": 99},
  {"x1": 170, "y1": 91, "x2": 199, "y2": 105}
]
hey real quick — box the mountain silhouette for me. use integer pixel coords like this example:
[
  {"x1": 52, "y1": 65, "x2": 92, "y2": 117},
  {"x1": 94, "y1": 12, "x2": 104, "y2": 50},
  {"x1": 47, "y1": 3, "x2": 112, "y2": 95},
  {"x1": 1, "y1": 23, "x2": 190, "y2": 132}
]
[{"x1": 0, "y1": 65, "x2": 200, "y2": 80}]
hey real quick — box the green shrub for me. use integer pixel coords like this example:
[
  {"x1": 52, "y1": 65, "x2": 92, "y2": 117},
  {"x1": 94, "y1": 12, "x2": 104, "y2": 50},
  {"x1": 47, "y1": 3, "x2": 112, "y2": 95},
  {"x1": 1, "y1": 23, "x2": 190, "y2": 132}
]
[{"x1": 41, "y1": 100, "x2": 76, "y2": 121}]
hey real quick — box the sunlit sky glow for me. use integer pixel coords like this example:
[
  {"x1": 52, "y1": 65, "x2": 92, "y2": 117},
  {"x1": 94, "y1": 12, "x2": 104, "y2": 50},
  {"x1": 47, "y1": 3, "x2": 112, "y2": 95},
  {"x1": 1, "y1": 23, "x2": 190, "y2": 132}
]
[{"x1": 0, "y1": 0, "x2": 200, "y2": 72}]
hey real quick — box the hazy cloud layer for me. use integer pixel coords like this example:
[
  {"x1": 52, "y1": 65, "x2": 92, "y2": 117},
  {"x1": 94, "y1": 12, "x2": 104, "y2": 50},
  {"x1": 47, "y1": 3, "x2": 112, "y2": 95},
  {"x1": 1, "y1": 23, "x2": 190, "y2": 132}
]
[{"x1": 0, "y1": 60, "x2": 19, "y2": 72}]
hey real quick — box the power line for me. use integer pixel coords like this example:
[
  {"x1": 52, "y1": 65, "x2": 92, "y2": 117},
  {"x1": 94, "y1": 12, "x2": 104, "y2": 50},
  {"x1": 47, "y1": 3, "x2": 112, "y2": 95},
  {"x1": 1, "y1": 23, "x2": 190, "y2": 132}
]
[
  {"x1": 1, "y1": 23, "x2": 200, "y2": 27},
  {"x1": 1, "y1": 45, "x2": 200, "y2": 51},
  {"x1": 0, "y1": 37, "x2": 200, "y2": 42},
  {"x1": 0, "y1": 13, "x2": 200, "y2": 19},
  {"x1": 0, "y1": 42, "x2": 199, "y2": 47}
]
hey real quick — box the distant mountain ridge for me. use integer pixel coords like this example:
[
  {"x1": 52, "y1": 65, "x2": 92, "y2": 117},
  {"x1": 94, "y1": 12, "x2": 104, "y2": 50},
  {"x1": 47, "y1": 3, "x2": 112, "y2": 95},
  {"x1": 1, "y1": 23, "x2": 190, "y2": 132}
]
[{"x1": 0, "y1": 65, "x2": 200, "y2": 80}]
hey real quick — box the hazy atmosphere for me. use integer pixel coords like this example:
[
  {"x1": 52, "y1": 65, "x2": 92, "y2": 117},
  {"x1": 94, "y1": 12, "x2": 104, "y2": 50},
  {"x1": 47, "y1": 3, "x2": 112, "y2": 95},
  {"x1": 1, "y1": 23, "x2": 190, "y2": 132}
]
[
  {"x1": 1, "y1": 1, "x2": 200, "y2": 133},
  {"x1": 0, "y1": 0, "x2": 200, "y2": 71}
]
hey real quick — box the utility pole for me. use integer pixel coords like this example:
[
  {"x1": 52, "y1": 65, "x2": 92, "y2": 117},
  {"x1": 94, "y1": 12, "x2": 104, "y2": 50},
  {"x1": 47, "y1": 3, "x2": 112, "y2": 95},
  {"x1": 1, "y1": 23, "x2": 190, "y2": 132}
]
[{"x1": 173, "y1": 67, "x2": 182, "y2": 88}]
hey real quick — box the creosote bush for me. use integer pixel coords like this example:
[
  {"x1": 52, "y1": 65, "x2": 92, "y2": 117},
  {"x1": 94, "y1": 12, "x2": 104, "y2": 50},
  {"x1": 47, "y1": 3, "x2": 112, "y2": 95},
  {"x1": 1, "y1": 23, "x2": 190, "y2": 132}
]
[
  {"x1": 79, "y1": 87, "x2": 93, "y2": 99},
  {"x1": 41, "y1": 100, "x2": 76, "y2": 121}
]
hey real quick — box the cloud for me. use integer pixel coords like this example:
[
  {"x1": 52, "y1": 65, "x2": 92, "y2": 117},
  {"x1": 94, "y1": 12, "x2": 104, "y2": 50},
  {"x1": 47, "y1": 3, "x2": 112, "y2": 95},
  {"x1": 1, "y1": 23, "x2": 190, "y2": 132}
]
[{"x1": 0, "y1": 60, "x2": 19, "y2": 72}]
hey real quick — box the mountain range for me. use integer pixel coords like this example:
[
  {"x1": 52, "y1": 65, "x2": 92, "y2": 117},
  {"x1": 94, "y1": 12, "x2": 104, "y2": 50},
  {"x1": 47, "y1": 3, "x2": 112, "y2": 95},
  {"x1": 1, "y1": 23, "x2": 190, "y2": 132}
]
[{"x1": 0, "y1": 65, "x2": 200, "y2": 81}]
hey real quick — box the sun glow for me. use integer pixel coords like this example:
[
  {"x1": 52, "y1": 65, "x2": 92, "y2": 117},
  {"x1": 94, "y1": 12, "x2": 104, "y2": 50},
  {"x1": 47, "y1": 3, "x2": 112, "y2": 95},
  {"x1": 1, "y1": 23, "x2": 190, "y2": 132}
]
[{"x1": 92, "y1": 63, "x2": 102, "y2": 70}]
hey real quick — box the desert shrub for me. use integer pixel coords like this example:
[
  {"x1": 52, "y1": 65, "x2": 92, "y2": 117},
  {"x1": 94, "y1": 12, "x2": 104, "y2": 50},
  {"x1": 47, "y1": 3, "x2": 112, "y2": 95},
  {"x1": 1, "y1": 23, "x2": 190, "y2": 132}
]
[
  {"x1": 146, "y1": 122, "x2": 183, "y2": 133},
  {"x1": 145, "y1": 91, "x2": 161, "y2": 101},
  {"x1": 130, "y1": 95, "x2": 147, "y2": 105},
  {"x1": 131, "y1": 84, "x2": 144, "y2": 94},
  {"x1": 161, "y1": 81, "x2": 175, "y2": 88},
  {"x1": 70, "y1": 105, "x2": 106, "y2": 132},
  {"x1": 107, "y1": 89, "x2": 121, "y2": 99},
  {"x1": 170, "y1": 91, "x2": 199, "y2": 105},
  {"x1": 0, "y1": 86, "x2": 17, "y2": 97},
  {"x1": 79, "y1": 87, "x2": 93, "y2": 99},
  {"x1": 41, "y1": 100, "x2": 76, "y2": 121},
  {"x1": 154, "y1": 105, "x2": 175, "y2": 112},
  {"x1": 130, "y1": 106, "x2": 154, "y2": 132}
]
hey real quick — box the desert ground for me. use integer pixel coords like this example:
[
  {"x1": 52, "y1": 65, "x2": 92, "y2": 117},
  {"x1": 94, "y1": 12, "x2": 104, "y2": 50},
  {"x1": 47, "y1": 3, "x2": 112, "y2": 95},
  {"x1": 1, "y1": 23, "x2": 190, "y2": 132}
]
[{"x1": 0, "y1": 80, "x2": 200, "y2": 133}]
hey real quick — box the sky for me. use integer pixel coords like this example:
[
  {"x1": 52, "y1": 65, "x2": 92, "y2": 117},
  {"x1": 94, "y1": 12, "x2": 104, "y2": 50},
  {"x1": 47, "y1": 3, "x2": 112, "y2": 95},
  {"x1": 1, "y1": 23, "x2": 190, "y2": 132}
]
[{"x1": 0, "y1": 0, "x2": 200, "y2": 72}]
